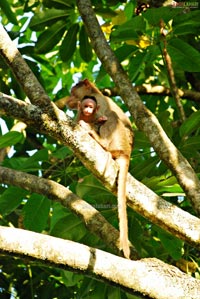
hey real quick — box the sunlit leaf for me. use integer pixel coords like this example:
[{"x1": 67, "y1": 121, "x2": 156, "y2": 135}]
[
  {"x1": 0, "y1": 0, "x2": 18, "y2": 25},
  {"x1": 112, "y1": 10, "x2": 127, "y2": 25},
  {"x1": 111, "y1": 15, "x2": 146, "y2": 43},
  {"x1": 0, "y1": 131, "x2": 23, "y2": 149}
]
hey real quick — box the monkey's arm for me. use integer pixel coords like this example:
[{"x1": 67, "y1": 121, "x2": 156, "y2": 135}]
[{"x1": 79, "y1": 120, "x2": 108, "y2": 149}]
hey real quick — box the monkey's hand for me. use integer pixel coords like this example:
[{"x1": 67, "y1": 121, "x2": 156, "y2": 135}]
[{"x1": 96, "y1": 115, "x2": 107, "y2": 123}]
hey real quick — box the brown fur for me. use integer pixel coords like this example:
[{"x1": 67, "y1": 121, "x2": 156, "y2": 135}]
[{"x1": 67, "y1": 79, "x2": 134, "y2": 258}]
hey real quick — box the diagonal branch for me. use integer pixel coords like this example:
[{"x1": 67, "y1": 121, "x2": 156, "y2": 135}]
[
  {"x1": 76, "y1": 0, "x2": 200, "y2": 215},
  {"x1": 0, "y1": 226, "x2": 200, "y2": 299},
  {"x1": 0, "y1": 166, "x2": 138, "y2": 259},
  {"x1": 0, "y1": 23, "x2": 51, "y2": 110},
  {"x1": 1, "y1": 93, "x2": 200, "y2": 250}
]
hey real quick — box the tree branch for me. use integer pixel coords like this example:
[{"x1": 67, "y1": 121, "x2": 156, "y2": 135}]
[
  {"x1": 102, "y1": 85, "x2": 200, "y2": 103},
  {"x1": 0, "y1": 23, "x2": 51, "y2": 110},
  {"x1": 1, "y1": 93, "x2": 200, "y2": 250},
  {"x1": 0, "y1": 226, "x2": 199, "y2": 299},
  {"x1": 160, "y1": 21, "x2": 186, "y2": 122},
  {"x1": 0, "y1": 165, "x2": 138, "y2": 259},
  {"x1": 76, "y1": 0, "x2": 200, "y2": 215}
]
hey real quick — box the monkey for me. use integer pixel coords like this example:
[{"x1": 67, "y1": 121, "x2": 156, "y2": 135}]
[
  {"x1": 67, "y1": 79, "x2": 133, "y2": 259},
  {"x1": 77, "y1": 95, "x2": 108, "y2": 133}
]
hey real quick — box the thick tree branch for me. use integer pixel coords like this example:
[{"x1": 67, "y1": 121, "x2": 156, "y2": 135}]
[
  {"x1": 0, "y1": 23, "x2": 51, "y2": 110},
  {"x1": 0, "y1": 226, "x2": 200, "y2": 299},
  {"x1": 0, "y1": 166, "x2": 138, "y2": 259},
  {"x1": 76, "y1": 0, "x2": 200, "y2": 215},
  {"x1": 1, "y1": 93, "x2": 200, "y2": 250}
]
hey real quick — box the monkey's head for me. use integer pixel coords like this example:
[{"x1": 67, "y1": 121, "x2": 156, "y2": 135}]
[
  {"x1": 67, "y1": 79, "x2": 99, "y2": 109},
  {"x1": 78, "y1": 96, "x2": 99, "y2": 117}
]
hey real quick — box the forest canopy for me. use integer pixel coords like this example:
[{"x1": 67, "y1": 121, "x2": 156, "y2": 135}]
[{"x1": 0, "y1": 0, "x2": 200, "y2": 298}]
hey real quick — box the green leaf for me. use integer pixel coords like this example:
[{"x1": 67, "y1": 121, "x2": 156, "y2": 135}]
[
  {"x1": 108, "y1": 287, "x2": 121, "y2": 299},
  {"x1": 180, "y1": 136, "x2": 200, "y2": 159},
  {"x1": 0, "y1": 131, "x2": 24, "y2": 149},
  {"x1": 167, "y1": 38, "x2": 200, "y2": 72},
  {"x1": 29, "y1": 8, "x2": 72, "y2": 31},
  {"x1": 173, "y1": 9, "x2": 200, "y2": 28},
  {"x1": 52, "y1": 146, "x2": 72, "y2": 159},
  {"x1": 35, "y1": 20, "x2": 66, "y2": 53},
  {"x1": 124, "y1": 1, "x2": 135, "y2": 21},
  {"x1": 0, "y1": 187, "x2": 28, "y2": 216},
  {"x1": 129, "y1": 50, "x2": 147, "y2": 81},
  {"x1": 61, "y1": 270, "x2": 83, "y2": 287},
  {"x1": 79, "y1": 25, "x2": 93, "y2": 63},
  {"x1": 43, "y1": 0, "x2": 75, "y2": 9},
  {"x1": 60, "y1": 23, "x2": 79, "y2": 62},
  {"x1": 133, "y1": 156, "x2": 160, "y2": 180},
  {"x1": 0, "y1": 0, "x2": 18, "y2": 25},
  {"x1": 94, "y1": 7, "x2": 117, "y2": 18},
  {"x1": 144, "y1": 176, "x2": 183, "y2": 195},
  {"x1": 50, "y1": 202, "x2": 68, "y2": 229},
  {"x1": 50, "y1": 213, "x2": 86, "y2": 240},
  {"x1": 144, "y1": 6, "x2": 180, "y2": 26},
  {"x1": 110, "y1": 17, "x2": 146, "y2": 43},
  {"x1": 115, "y1": 44, "x2": 137, "y2": 62},
  {"x1": 76, "y1": 174, "x2": 115, "y2": 204},
  {"x1": 134, "y1": 131, "x2": 150, "y2": 148},
  {"x1": 157, "y1": 229, "x2": 184, "y2": 260},
  {"x1": 173, "y1": 21, "x2": 200, "y2": 36},
  {"x1": 2, "y1": 149, "x2": 49, "y2": 172},
  {"x1": 111, "y1": 15, "x2": 146, "y2": 42},
  {"x1": 179, "y1": 110, "x2": 200, "y2": 138},
  {"x1": 23, "y1": 194, "x2": 50, "y2": 232}
]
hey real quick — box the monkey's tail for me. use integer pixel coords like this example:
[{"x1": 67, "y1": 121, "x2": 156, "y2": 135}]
[{"x1": 116, "y1": 156, "x2": 130, "y2": 259}]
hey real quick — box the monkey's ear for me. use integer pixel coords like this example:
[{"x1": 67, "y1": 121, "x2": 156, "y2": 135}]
[
  {"x1": 77, "y1": 101, "x2": 81, "y2": 109},
  {"x1": 83, "y1": 79, "x2": 90, "y2": 87},
  {"x1": 96, "y1": 105, "x2": 100, "y2": 111}
]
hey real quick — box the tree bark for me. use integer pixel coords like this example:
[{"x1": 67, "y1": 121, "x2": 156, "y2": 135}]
[{"x1": 0, "y1": 226, "x2": 199, "y2": 299}]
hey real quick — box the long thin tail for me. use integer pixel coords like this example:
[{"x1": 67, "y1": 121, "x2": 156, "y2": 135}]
[{"x1": 116, "y1": 156, "x2": 130, "y2": 259}]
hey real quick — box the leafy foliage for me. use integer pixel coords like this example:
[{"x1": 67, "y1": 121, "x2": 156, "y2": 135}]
[{"x1": 0, "y1": 0, "x2": 200, "y2": 297}]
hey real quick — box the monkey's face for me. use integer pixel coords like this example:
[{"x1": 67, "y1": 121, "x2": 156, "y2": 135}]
[{"x1": 80, "y1": 99, "x2": 97, "y2": 116}]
